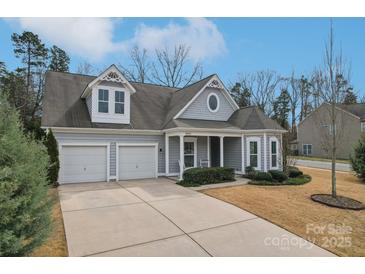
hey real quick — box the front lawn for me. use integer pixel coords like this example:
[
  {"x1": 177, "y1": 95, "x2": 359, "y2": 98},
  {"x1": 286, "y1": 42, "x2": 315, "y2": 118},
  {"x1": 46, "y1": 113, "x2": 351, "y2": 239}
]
[
  {"x1": 201, "y1": 167, "x2": 365, "y2": 256},
  {"x1": 30, "y1": 188, "x2": 68, "y2": 257}
]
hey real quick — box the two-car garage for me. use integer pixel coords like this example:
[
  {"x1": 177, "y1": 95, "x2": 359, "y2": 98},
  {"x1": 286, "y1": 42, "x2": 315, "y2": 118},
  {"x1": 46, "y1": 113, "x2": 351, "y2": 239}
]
[{"x1": 59, "y1": 143, "x2": 158, "y2": 184}]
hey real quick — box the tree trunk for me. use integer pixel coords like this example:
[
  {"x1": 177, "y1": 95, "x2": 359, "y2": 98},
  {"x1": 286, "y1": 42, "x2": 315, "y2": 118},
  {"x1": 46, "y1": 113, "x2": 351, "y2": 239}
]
[{"x1": 331, "y1": 102, "x2": 337, "y2": 198}]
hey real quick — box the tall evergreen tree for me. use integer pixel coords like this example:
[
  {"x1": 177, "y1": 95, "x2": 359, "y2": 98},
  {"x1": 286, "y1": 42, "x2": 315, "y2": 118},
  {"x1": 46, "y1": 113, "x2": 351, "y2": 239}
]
[
  {"x1": 11, "y1": 31, "x2": 48, "y2": 93},
  {"x1": 49, "y1": 45, "x2": 70, "y2": 72},
  {"x1": 44, "y1": 129, "x2": 60, "y2": 186},
  {"x1": 230, "y1": 82, "x2": 251, "y2": 108},
  {"x1": 0, "y1": 94, "x2": 51, "y2": 256},
  {"x1": 343, "y1": 88, "x2": 357, "y2": 104},
  {"x1": 272, "y1": 89, "x2": 291, "y2": 129}
]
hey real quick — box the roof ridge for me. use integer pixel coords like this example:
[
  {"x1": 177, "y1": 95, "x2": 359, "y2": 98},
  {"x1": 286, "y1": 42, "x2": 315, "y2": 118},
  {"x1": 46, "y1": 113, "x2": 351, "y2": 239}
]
[
  {"x1": 47, "y1": 70, "x2": 96, "y2": 78},
  {"x1": 130, "y1": 81, "x2": 178, "y2": 90}
]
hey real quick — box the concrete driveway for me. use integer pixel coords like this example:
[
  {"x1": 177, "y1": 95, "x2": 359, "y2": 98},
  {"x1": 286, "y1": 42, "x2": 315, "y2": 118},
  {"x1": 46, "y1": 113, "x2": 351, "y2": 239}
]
[{"x1": 59, "y1": 178, "x2": 334, "y2": 257}]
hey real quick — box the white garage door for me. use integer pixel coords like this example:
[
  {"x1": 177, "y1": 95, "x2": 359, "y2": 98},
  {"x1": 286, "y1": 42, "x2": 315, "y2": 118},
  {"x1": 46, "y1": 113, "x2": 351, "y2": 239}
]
[
  {"x1": 119, "y1": 146, "x2": 157, "y2": 180},
  {"x1": 61, "y1": 146, "x2": 107, "y2": 184}
]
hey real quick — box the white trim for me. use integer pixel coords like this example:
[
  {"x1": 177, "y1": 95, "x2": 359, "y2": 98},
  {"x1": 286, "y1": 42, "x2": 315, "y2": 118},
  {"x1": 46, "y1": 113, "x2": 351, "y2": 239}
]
[
  {"x1": 165, "y1": 134, "x2": 169, "y2": 175},
  {"x1": 269, "y1": 136, "x2": 279, "y2": 170},
  {"x1": 81, "y1": 65, "x2": 136, "y2": 98},
  {"x1": 184, "y1": 137, "x2": 198, "y2": 168},
  {"x1": 263, "y1": 133, "x2": 267, "y2": 171},
  {"x1": 207, "y1": 92, "x2": 220, "y2": 113},
  {"x1": 58, "y1": 142, "x2": 110, "y2": 184},
  {"x1": 207, "y1": 136, "x2": 211, "y2": 167},
  {"x1": 116, "y1": 142, "x2": 159, "y2": 180},
  {"x1": 220, "y1": 136, "x2": 224, "y2": 167},
  {"x1": 173, "y1": 75, "x2": 239, "y2": 120},
  {"x1": 163, "y1": 127, "x2": 287, "y2": 135},
  {"x1": 179, "y1": 135, "x2": 184, "y2": 180},
  {"x1": 47, "y1": 127, "x2": 162, "y2": 135},
  {"x1": 241, "y1": 134, "x2": 245, "y2": 173},
  {"x1": 246, "y1": 136, "x2": 261, "y2": 170}
]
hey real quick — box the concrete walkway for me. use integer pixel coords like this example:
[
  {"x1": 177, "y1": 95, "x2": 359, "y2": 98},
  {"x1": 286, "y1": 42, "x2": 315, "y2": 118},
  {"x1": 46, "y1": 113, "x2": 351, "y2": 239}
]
[
  {"x1": 296, "y1": 159, "x2": 351, "y2": 172},
  {"x1": 59, "y1": 178, "x2": 334, "y2": 257}
]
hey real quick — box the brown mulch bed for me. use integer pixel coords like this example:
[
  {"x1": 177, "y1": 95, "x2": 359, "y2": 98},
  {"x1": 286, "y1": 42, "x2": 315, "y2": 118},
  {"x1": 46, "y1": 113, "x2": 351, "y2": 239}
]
[
  {"x1": 311, "y1": 194, "x2": 365, "y2": 210},
  {"x1": 30, "y1": 188, "x2": 68, "y2": 257}
]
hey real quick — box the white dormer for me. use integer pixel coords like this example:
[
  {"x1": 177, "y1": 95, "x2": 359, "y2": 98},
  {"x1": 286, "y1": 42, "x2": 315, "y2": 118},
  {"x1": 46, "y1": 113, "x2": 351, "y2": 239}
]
[{"x1": 81, "y1": 65, "x2": 136, "y2": 124}]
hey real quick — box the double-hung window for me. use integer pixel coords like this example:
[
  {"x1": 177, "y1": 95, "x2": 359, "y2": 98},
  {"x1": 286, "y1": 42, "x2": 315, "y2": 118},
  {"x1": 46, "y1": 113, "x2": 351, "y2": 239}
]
[
  {"x1": 303, "y1": 144, "x2": 312, "y2": 156},
  {"x1": 361, "y1": 122, "x2": 365, "y2": 132},
  {"x1": 184, "y1": 138, "x2": 197, "y2": 168},
  {"x1": 98, "y1": 89, "x2": 109, "y2": 113},
  {"x1": 115, "y1": 91, "x2": 125, "y2": 114},
  {"x1": 271, "y1": 139, "x2": 278, "y2": 169},
  {"x1": 249, "y1": 141, "x2": 259, "y2": 168}
]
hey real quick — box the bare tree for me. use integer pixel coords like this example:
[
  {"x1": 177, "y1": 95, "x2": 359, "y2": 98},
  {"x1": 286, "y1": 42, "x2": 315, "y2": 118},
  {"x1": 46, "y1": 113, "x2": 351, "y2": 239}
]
[
  {"x1": 315, "y1": 21, "x2": 351, "y2": 198},
  {"x1": 119, "y1": 46, "x2": 150, "y2": 83},
  {"x1": 76, "y1": 61, "x2": 95, "y2": 75},
  {"x1": 150, "y1": 45, "x2": 203, "y2": 88},
  {"x1": 287, "y1": 71, "x2": 300, "y2": 135},
  {"x1": 236, "y1": 70, "x2": 281, "y2": 115}
]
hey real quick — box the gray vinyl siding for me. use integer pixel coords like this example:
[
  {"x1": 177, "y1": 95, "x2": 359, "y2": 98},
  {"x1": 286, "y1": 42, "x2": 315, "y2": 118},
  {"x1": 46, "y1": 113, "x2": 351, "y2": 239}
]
[
  {"x1": 224, "y1": 137, "x2": 242, "y2": 171},
  {"x1": 197, "y1": 136, "x2": 208, "y2": 165},
  {"x1": 86, "y1": 95, "x2": 92, "y2": 117},
  {"x1": 110, "y1": 142, "x2": 116, "y2": 176},
  {"x1": 179, "y1": 87, "x2": 235, "y2": 121},
  {"x1": 169, "y1": 136, "x2": 180, "y2": 173},
  {"x1": 54, "y1": 133, "x2": 165, "y2": 175}
]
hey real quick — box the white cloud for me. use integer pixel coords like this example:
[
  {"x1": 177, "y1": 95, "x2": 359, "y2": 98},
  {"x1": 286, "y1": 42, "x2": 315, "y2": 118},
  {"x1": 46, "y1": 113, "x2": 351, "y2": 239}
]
[
  {"x1": 129, "y1": 18, "x2": 226, "y2": 61},
  {"x1": 10, "y1": 18, "x2": 226, "y2": 62},
  {"x1": 14, "y1": 18, "x2": 125, "y2": 61}
]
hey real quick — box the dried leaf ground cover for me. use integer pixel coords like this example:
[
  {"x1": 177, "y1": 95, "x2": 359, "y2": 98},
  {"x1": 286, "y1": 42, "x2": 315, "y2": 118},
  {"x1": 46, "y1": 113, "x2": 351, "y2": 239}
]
[
  {"x1": 30, "y1": 188, "x2": 68, "y2": 257},
  {"x1": 201, "y1": 167, "x2": 365, "y2": 256}
]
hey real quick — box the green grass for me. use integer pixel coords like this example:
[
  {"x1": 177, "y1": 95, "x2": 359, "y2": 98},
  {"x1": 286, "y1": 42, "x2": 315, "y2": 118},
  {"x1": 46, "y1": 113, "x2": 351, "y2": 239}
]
[
  {"x1": 290, "y1": 155, "x2": 350, "y2": 164},
  {"x1": 248, "y1": 175, "x2": 311, "y2": 186}
]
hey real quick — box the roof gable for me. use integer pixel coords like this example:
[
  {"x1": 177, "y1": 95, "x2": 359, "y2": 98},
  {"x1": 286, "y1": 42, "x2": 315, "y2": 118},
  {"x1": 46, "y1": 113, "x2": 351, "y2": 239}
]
[{"x1": 80, "y1": 64, "x2": 136, "y2": 98}]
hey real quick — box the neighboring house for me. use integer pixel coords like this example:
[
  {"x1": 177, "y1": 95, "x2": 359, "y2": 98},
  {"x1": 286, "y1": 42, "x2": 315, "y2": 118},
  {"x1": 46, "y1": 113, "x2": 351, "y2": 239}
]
[
  {"x1": 41, "y1": 65, "x2": 285, "y2": 184},
  {"x1": 297, "y1": 102, "x2": 365, "y2": 159}
]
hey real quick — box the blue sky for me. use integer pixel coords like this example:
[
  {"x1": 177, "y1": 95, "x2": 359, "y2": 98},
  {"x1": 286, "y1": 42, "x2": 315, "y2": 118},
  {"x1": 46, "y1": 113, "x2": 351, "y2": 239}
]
[{"x1": 1, "y1": 18, "x2": 364, "y2": 94}]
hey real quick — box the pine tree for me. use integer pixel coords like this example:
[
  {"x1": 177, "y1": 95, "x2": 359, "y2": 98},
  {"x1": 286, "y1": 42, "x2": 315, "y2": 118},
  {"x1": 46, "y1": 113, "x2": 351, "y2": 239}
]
[
  {"x1": 272, "y1": 89, "x2": 291, "y2": 129},
  {"x1": 0, "y1": 94, "x2": 52, "y2": 256},
  {"x1": 49, "y1": 45, "x2": 70, "y2": 72},
  {"x1": 350, "y1": 134, "x2": 365, "y2": 181},
  {"x1": 230, "y1": 82, "x2": 251, "y2": 108},
  {"x1": 343, "y1": 88, "x2": 357, "y2": 104},
  {"x1": 44, "y1": 129, "x2": 60, "y2": 186}
]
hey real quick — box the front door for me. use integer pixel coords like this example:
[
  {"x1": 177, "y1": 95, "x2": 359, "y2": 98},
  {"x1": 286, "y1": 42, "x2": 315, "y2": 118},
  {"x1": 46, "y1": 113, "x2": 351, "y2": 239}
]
[{"x1": 210, "y1": 137, "x2": 220, "y2": 167}]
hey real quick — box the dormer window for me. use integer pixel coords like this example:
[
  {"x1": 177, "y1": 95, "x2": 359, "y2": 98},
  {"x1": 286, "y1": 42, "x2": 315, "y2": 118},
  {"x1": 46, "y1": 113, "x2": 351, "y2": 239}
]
[
  {"x1": 98, "y1": 89, "x2": 109, "y2": 113},
  {"x1": 115, "y1": 91, "x2": 125, "y2": 114}
]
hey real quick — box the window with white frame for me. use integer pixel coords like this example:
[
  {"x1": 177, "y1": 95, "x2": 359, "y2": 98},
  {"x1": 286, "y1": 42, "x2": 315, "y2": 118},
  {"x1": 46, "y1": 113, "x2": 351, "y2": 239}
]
[
  {"x1": 98, "y1": 89, "x2": 109, "y2": 113},
  {"x1": 361, "y1": 122, "x2": 365, "y2": 132},
  {"x1": 303, "y1": 144, "x2": 312, "y2": 156},
  {"x1": 270, "y1": 137, "x2": 278, "y2": 169},
  {"x1": 207, "y1": 93, "x2": 220, "y2": 112},
  {"x1": 247, "y1": 137, "x2": 260, "y2": 169},
  {"x1": 184, "y1": 138, "x2": 197, "y2": 168},
  {"x1": 115, "y1": 91, "x2": 125, "y2": 114}
]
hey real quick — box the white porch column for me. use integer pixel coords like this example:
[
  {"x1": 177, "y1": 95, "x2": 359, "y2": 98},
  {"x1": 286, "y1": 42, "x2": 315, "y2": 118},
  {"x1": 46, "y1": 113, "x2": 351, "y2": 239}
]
[
  {"x1": 241, "y1": 134, "x2": 245, "y2": 174},
  {"x1": 263, "y1": 133, "x2": 267, "y2": 171},
  {"x1": 165, "y1": 134, "x2": 169, "y2": 176},
  {"x1": 207, "y1": 136, "x2": 211, "y2": 167},
  {"x1": 220, "y1": 136, "x2": 224, "y2": 167},
  {"x1": 179, "y1": 134, "x2": 185, "y2": 180}
]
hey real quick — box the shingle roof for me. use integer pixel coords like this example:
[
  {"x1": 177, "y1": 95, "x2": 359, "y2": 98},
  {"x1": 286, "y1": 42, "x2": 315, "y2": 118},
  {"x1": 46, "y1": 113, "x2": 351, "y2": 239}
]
[
  {"x1": 228, "y1": 106, "x2": 285, "y2": 130},
  {"x1": 337, "y1": 103, "x2": 365, "y2": 120},
  {"x1": 41, "y1": 71, "x2": 284, "y2": 131}
]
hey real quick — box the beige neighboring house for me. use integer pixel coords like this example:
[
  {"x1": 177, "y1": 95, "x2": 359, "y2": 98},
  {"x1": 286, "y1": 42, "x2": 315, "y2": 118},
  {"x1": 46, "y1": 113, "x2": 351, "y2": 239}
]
[{"x1": 297, "y1": 103, "x2": 365, "y2": 159}]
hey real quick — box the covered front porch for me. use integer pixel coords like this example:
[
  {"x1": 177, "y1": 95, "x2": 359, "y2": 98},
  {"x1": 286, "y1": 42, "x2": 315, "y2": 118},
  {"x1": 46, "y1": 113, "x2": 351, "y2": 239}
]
[{"x1": 165, "y1": 131, "x2": 244, "y2": 180}]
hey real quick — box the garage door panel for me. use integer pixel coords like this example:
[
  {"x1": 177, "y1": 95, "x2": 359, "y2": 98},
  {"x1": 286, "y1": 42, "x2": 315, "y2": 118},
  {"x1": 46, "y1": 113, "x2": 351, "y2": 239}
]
[
  {"x1": 61, "y1": 146, "x2": 107, "y2": 184},
  {"x1": 119, "y1": 146, "x2": 156, "y2": 180}
]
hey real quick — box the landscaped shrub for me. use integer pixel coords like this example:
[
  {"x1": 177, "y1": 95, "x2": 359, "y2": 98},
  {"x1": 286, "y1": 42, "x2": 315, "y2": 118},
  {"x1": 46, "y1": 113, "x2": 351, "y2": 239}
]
[
  {"x1": 269, "y1": 170, "x2": 288, "y2": 182},
  {"x1": 244, "y1": 166, "x2": 257, "y2": 179},
  {"x1": 181, "y1": 167, "x2": 235, "y2": 186},
  {"x1": 249, "y1": 175, "x2": 311, "y2": 186},
  {"x1": 252, "y1": 171, "x2": 272, "y2": 181},
  {"x1": 287, "y1": 166, "x2": 303, "y2": 178},
  {"x1": 350, "y1": 135, "x2": 365, "y2": 181},
  {"x1": 44, "y1": 129, "x2": 59, "y2": 186},
  {"x1": 0, "y1": 95, "x2": 52, "y2": 256}
]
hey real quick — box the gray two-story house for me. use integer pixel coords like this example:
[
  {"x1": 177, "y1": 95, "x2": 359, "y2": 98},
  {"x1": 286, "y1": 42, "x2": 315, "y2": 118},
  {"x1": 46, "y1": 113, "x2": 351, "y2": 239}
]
[
  {"x1": 297, "y1": 102, "x2": 365, "y2": 159},
  {"x1": 41, "y1": 65, "x2": 285, "y2": 184}
]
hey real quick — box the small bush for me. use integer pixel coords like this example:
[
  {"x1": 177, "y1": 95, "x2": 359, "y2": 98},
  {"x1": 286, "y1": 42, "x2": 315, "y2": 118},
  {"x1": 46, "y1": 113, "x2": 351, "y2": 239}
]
[
  {"x1": 350, "y1": 135, "x2": 365, "y2": 181},
  {"x1": 249, "y1": 175, "x2": 311, "y2": 186},
  {"x1": 287, "y1": 166, "x2": 303, "y2": 178},
  {"x1": 269, "y1": 170, "x2": 288, "y2": 182},
  {"x1": 253, "y1": 171, "x2": 272, "y2": 181},
  {"x1": 180, "y1": 167, "x2": 235, "y2": 186}
]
